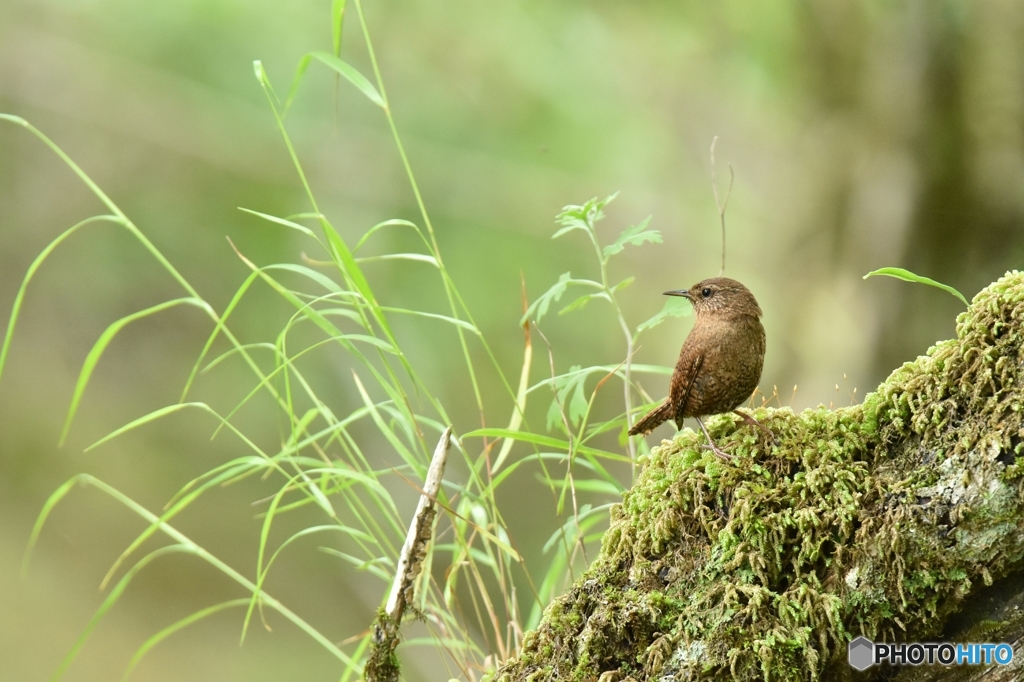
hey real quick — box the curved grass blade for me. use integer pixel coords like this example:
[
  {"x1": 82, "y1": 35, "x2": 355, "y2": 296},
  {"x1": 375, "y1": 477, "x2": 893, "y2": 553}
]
[
  {"x1": 309, "y1": 51, "x2": 384, "y2": 108},
  {"x1": 122, "y1": 599, "x2": 251, "y2": 681},
  {"x1": 60, "y1": 298, "x2": 212, "y2": 446},
  {"x1": 180, "y1": 270, "x2": 259, "y2": 401},
  {"x1": 378, "y1": 307, "x2": 480, "y2": 335},
  {"x1": 527, "y1": 363, "x2": 671, "y2": 394},
  {"x1": 493, "y1": 320, "x2": 532, "y2": 473},
  {"x1": 354, "y1": 218, "x2": 421, "y2": 253},
  {"x1": 244, "y1": 516, "x2": 376, "y2": 642},
  {"x1": 265, "y1": 263, "x2": 347, "y2": 294},
  {"x1": 52, "y1": 545, "x2": 193, "y2": 681},
  {"x1": 331, "y1": 0, "x2": 347, "y2": 56},
  {"x1": 238, "y1": 207, "x2": 320, "y2": 240},
  {"x1": 201, "y1": 342, "x2": 278, "y2": 374},
  {"x1": 355, "y1": 253, "x2": 438, "y2": 267},
  {"x1": 3, "y1": 116, "x2": 293, "y2": 428},
  {"x1": 84, "y1": 402, "x2": 229, "y2": 453},
  {"x1": 22, "y1": 476, "x2": 82, "y2": 577},
  {"x1": 0, "y1": 215, "x2": 121, "y2": 387},
  {"x1": 253, "y1": 64, "x2": 445, "y2": 454},
  {"x1": 463, "y1": 428, "x2": 630, "y2": 463},
  {"x1": 39, "y1": 474, "x2": 354, "y2": 665},
  {"x1": 863, "y1": 267, "x2": 968, "y2": 306}
]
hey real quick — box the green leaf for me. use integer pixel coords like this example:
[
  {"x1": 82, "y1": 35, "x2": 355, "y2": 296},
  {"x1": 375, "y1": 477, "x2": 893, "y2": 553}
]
[
  {"x1": 602, "y1": 216, "x2": 660, "y2": 258},
  {"x1": 551, "y1": 216, "x2": 590, "y2": 240},
  {"x1": 309, "y1": 51, "x2": 384, "y2": 108},
  {"x1": 863, "y1": 267, "x2": 968, "y2": 306},
  {"x1": 552, "y1": 192, "x2": 618, "y2": 240},
  {"x1": 558, "y1": 291, "x2": 609, "y2": 316},
  {"x1": 522, "y1": 272, "x2": 571, "y2": 324},
  {"x1": 610, "y1": 276, "x2": 635, "y2": 294},
  {"x1": 546, "y1": 365, "x2": 589, "y2": 432},
  {"x1": 636, "y1": 295, "x2": 692, "y2": 334}
]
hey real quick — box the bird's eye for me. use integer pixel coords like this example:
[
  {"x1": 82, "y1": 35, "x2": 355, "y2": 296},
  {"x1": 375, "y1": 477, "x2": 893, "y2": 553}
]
[{"x1": 701, "y1": 287, "x2": 713, "y2": 298}]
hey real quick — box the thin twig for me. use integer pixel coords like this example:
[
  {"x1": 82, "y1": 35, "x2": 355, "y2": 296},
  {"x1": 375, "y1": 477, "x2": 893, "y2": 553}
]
[
  {"x1": 710, "y1": 136, "x2": 735, "y2": 277},
  {"x1": 365, "y1": 426, "x2": 452, "y2": 682},
  {"x1": 385, "y1": 426, "x2": 453, "y2": 620}
]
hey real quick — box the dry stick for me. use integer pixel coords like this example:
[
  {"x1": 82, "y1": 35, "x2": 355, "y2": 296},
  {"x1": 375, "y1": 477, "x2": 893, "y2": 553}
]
[
  {"x1": 364, "y1": 426, "x2": 453, "y2": 682},
  {"x1": 710, "y1": 136, "x2": 735, "y2": 277}
]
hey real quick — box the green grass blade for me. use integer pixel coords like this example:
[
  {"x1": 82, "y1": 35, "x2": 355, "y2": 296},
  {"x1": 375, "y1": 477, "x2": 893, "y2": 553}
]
[
  {"x1": 242, "y1": 476, "x2": 294, "y2": 644},
  {"x1": 355, "y1": 253, "x2": 438, "y2": 267},
  {"x1": 493, "y1": 323, "x2": 532, "y2": 472},
  {"x1": 331, "y1": 0, "x2": 347, "y2": 55},
  {"x1": 265, "y1": 263, "x2": 346, "y2": 294},
  {"x1": 51, "y1": 546, "x2": 190, "y2": 681},
  {"x1": 309, "y1": 51, "x2": 384, "y2": 108},
  {"x1": 244, "y1": 522, "x2": 377, "y2": 644},
  {"x1": 57, "y1": 475, "x2": 354, "y2": 665},
  {"x1": 462, "y1": 428, "x2": 630, "y2": 463},
  {"x1": 22, "y1": 476, "x2": 82, "y2": 577},
  {"x1": 353, "y1": 218, "x2": 421, "y2": 252},
  {"x1": 863, "y1": 267, "x2": 968, "y2": 306},
  {"x1": 238, "y1": 207, "x2": 320, "y2": 239},
  {"x1": 351, "y1": 370, "x2": 417, "y2": 466},
  {"x1": 122, "y1": 599, "x2": 251, "y2": 681},
  {"x1": 180, "y1": 271, "x2": 259, "y2": 401},
  {"x1": 61, "y1": 298, "x2": 211, "y2": 446},
  {"x1": 0, "y1": 215, "x2": 121, "y2": 388},
  {"x1": 283, "y1": 53, "x2": 313, "y2": 116},
  {"x1": 84, "y1": 403, "x2": 210, "y2": 452},
  {"x1": 378, "y1": 307, "x2": 480, "y2": 334}
]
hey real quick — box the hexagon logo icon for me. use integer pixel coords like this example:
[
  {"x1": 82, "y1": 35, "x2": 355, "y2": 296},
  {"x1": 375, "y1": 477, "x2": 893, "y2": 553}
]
[{"x1": 848, "y1": 636, "x2": 874, "y2": 671}]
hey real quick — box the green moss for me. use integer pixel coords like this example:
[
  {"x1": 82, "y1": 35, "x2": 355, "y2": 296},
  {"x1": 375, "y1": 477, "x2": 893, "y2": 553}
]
[
  {"x1": 496, "y1": 271, "x2": 1024, "y2": 681},
  {"x1": 364, "y1": 610, "x2": 402, "y2": 682}
]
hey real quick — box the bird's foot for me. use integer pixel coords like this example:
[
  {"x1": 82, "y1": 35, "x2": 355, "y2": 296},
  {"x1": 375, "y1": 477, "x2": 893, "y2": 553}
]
[
  {"x1": 733, "y1": 409, "x2": 779, "y2": 446},
  {"x1": 695, "y1": 416, "x2": 734, "y2": 460},
  {"x1": 700, "y1": 441, "x2": 734, "y2": 460}
]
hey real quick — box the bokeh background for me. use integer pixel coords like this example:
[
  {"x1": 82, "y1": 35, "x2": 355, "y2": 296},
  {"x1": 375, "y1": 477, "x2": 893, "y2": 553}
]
[{"x1": 2, "y1": 1, "x2": 1024, "y2": 680}]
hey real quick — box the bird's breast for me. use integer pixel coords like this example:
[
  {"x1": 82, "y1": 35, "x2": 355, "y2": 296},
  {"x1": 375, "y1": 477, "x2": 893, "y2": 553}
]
[{"x1": 676, "y1": 314, "x2": 765, "y2": 417}]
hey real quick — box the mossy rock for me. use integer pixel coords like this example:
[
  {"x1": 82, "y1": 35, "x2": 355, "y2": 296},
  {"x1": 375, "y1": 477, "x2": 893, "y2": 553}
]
[{"x1": 495, "y1": 272, "x2": 1024, "y2": 681}]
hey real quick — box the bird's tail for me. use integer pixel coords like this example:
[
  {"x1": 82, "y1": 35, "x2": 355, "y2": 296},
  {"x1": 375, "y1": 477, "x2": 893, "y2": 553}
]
[{"x1": 628, "y1": 400, "x2": 674, "y2": 436}]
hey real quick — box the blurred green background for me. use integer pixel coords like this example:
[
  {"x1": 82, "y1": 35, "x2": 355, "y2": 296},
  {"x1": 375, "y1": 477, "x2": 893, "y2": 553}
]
[{"x1": 2, "y1": 0, "x2": 1023, "y2": 680}]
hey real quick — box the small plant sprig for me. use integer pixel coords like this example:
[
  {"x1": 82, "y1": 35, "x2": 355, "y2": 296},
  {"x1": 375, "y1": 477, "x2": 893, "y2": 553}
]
[{"x1": 522, "y1": 194, "x2": 691, "y2": 465}]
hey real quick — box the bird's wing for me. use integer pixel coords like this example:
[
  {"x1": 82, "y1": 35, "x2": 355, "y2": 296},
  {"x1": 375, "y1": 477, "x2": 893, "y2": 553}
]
[{"x1": 671, "y1": 352, "x2": 704, "y2": 425}]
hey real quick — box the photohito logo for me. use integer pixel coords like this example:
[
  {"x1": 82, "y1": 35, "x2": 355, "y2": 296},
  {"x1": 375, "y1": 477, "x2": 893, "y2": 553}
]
[{"x1": 848, "y1": 636, "x2": 1014, "y2": 670}]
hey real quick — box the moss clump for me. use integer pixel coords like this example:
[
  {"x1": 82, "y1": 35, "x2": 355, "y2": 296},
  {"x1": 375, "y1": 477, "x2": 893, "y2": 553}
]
[
  {"x1": 496, "y1": 271, "x2": 1024, "y2": 681},
  {"x1": 364, "y1": 610, "x2": 402, "y2": 682}
]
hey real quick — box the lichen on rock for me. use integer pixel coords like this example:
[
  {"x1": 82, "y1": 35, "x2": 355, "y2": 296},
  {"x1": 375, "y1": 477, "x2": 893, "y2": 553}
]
[{"x1": 495, "y1": 271, "x2": 1024, "y2": 681}]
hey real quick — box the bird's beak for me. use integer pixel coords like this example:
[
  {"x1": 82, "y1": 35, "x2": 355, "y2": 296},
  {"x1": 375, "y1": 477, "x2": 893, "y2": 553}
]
[{"x1": 663, "y1": 289, "x2": 692, "y2": 300}]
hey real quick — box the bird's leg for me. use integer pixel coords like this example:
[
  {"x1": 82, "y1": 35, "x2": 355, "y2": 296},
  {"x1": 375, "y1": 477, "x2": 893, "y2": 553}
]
[
  {"x1": 695, "y1": 417, "x2": 733, "y2": 460},
  {"x1": 732, "y1": 409, "x2": 779, "y2": 445}
]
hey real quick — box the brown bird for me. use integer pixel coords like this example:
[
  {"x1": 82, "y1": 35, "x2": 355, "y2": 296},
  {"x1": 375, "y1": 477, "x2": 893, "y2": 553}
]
[{"x1": 629, "y1": 277, "x2": 768, "y2": 458}]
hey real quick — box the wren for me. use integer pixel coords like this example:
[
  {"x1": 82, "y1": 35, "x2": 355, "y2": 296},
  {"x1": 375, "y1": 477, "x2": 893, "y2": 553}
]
[{"x1": 629, "y1": 277, "x2": 768, "y2": 458}]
